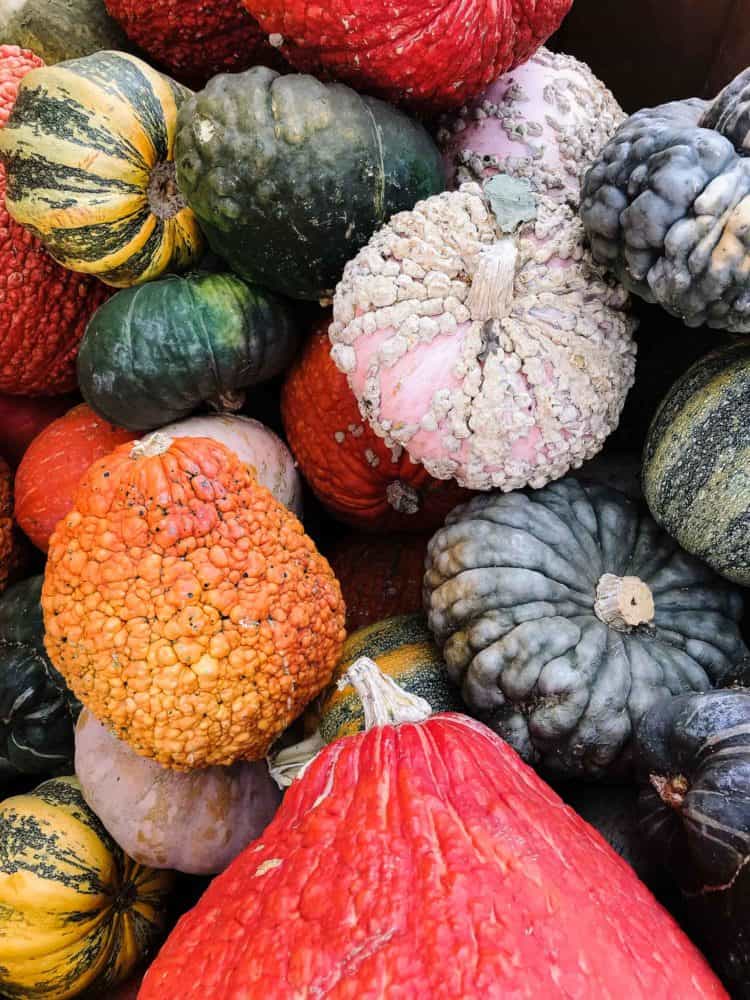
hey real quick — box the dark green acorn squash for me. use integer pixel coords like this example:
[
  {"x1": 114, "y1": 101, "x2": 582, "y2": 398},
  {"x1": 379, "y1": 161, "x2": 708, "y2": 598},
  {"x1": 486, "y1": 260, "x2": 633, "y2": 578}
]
[
  {"x1": 635, "y1": 688, "x2": 750, "y2": 998},
  {"x1": 0, "y1": 0, "x2": 130, "y2": 64},
  {"x1": 77, "y1": 271, "x2": 300, "y2": 431},
  {"x1": 174, "y1": 67, "x2": 447, "y2": 301},
  {"x1": 424, "y1": 477, "x2": 748, "y2": 780},
  {"x1": 643, "y1": 340, "x2": 750, "y2": 586},
  {"x1": 0, "y1": 576, "x2": 79, "y2": 790}
]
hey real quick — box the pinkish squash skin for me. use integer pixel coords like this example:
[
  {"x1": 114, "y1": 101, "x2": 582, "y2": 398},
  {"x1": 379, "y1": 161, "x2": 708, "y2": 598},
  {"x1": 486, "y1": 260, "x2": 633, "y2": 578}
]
[{"x1": 75, "y1": 709, "x2": 281, "y2": 875}]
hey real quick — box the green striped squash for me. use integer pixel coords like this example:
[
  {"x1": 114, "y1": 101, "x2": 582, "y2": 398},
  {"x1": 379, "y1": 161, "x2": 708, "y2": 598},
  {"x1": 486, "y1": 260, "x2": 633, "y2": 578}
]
[
  {"x1": 643, "y1": 340, "x2": 750, "y2": 585},
  {"x1": 314, "y1": 615, "x2": 463, "y2": 744},
  {"x1": 0, "y1": 50, "x2": 204, "y2": 287},
  {"x1": 0, "y1": 776, "x2": 174, "y2": 999}
]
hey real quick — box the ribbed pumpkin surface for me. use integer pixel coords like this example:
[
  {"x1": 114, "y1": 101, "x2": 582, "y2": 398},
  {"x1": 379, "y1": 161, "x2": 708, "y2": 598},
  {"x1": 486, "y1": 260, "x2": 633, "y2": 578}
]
[
  {"x1": 140, "y1": 714, "x2": 725, "y2": 998},
  {"x1": 0, "y1": 776, "x2": 173, "y2": 999},
  {"x1": 282, "y1": 322, "x2": 470, "y2": 531},
  {"x1": 15, "y1": 403, "x2": 133, "y2": 551}
]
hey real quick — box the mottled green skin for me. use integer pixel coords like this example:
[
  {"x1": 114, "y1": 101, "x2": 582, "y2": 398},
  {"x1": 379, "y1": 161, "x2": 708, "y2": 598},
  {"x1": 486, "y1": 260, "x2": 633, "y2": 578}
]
[
  {"x1": 175, "y1": 67, "x2": 447, "y2": 301},
  {"x1": 0, "y1": 578, "x2": 79, "y2": 790},
  {"x1": 643, "y1": 341, "x2": 750, "y2": 585},
  {"x1": 78, "y1": 271, "x2": 300, "y2": 430},
  {"x1": 0, "y1": 0, "x2": 130, "y2": 64}
]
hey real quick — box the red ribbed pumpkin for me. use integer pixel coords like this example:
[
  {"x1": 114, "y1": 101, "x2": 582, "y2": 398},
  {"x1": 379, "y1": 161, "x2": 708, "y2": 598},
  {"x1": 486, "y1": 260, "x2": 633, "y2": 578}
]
[
  {"x1": 242, "y1": 0, "x2": 573, "y2": 110},
  {"x1": 0, "y1": 393, "x2": 75, "y2": 467},
  {"x1": 328, "y1": 534, "x2": 429, "y2": 632},
  {"x1": 0, "y1": 45, "x2": 111, "y2": 396},
  {"x1": 139, "y1": 662, "x2": 726, "y2": 999},
  {"x1": 104, "y1": 0, "x2": 284, "y2": 87},
  {"x1": 281, "y1": 321, "x2": 470, "y2": 532},
  {"x1": 14, "y1": 403, "x2": 133, "y2": 551}
]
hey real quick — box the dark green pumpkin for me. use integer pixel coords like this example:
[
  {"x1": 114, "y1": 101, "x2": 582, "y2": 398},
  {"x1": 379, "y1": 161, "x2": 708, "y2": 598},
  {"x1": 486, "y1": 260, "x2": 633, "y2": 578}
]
[
  {"x1": 635, "y1": 688, "x2": 750, "y2": 997},
  {"x1": 77, "y1": 271, "x2": 300, "y2": 431},
  {"x1": 0, "y1": 0, "x2": 130, "y2": 64},
  {"x1": 0, "y1": 577, "x2": 79, "y2": 789},
  {"x1": 643, "y1": 340, "x2": 750, "y2": 586},
  {"x1": 174, "y1": 67, "x2": 447, "y2": 301}
]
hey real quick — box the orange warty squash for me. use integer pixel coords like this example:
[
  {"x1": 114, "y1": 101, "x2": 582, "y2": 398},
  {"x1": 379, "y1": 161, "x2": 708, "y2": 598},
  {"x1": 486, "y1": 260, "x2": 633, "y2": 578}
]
[
  {"x1": 328, "y1": 534, "x2": 429, "y2": 632},
  {"x1": 282, "y1": 320, "x2": 471, "y2": 532},
  {"x1": 15, "y1": 403, "x2": 134, "y2": 552},
  {"x1": 42, "y1": 433, "x2": 346, "y2": 770},
  {"x1": 0, "y1": 456, "x2": 12, "y2": 594}
]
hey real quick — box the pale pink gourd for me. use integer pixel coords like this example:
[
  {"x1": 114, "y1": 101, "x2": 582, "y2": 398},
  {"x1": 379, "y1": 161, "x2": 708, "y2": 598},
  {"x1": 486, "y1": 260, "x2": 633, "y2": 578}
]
[
  {"x1": 438, "y1": 47, "x2": 624, "y2": 199},
  {"x1": 159, "y1": 413, "x2": 303, "y2": 517},
  {"x1": 75, "y1": 709, "x2": 281, "y2": 875}
]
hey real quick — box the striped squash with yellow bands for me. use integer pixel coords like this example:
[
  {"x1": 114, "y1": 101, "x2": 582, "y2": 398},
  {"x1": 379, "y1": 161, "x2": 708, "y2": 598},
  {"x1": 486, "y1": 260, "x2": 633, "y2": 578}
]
[
  {"x1": 0, "y1": 776, "x2": 174, "y2": 999},
  {"x1": 643, "y1": 341, "x2": 750, "y2": 586},
  {"x1": 0, "y1": 51, "x2": 203, "y2": 287},
  {"x1": 313, "y1": 615, "x2": 463, "y2": 743}
]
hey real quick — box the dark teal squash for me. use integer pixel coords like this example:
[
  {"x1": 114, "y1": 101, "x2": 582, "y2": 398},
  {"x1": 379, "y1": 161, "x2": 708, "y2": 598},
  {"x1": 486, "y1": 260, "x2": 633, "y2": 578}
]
[
  {"x1": 77, "y1": 271, "x2": 300, "y2": 431},
  {"x1": 174, "y1": 67, "x2": 447, "y2": 301},
  {"x1": 0, "y1": 576, "x2": 79, "y2": 789}
]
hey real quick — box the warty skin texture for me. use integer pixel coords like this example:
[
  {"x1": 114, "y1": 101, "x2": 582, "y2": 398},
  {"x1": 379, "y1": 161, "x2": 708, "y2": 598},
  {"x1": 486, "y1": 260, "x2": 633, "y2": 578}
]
[
  {"x1": 0, "y1": 45, "x2": 111, "y2": 395},
  {"x1": 581, "y1": 68, "x2": 750, "y2": 332},
  {"x1": 242, "y1": 0, "x2": 574, "y2": 111},
  {"x1": 139, "y1": 713, "x2": 726, "y2": 999},
  {"x1": 41, "y1": 436, "x2": 346, "y2": 770}
]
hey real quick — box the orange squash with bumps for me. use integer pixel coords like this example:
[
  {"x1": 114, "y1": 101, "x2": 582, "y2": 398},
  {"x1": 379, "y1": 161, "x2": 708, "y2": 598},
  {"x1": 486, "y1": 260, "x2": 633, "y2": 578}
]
[{"x1": 42, "y1": 433, "x2": 346, "y2": 770}]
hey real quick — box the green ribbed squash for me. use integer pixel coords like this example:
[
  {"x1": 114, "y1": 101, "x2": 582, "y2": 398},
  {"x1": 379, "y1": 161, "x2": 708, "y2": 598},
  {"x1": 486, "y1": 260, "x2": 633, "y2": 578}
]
[
  {"x1": 643, "y1": 341, "x2": 750, "y2": 585},
  {"x1": 77, "y1": 271, "x2": 300, "y2": 430},
  {"x1": 313, "y1": 615, "x2": 462, "y2": 744},
  {"x1": 0, "y1": 50, "x2": 203, "y2": 287},
  {"x1": 0, "y1": 776, "x2": 174, "y2": 999}
]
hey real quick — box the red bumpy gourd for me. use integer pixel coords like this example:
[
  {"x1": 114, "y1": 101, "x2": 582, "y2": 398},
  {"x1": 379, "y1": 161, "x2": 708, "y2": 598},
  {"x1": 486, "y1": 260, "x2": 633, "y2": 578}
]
[
  {"x1": 0, "y1": 46, "x2": 111, "y2": 396},
  {"x1": 140, "y1": 705, "x2": 726, "y2": 998},
  {"x1": 242, "y1": 0, "x2": 574, "y2": 110}
]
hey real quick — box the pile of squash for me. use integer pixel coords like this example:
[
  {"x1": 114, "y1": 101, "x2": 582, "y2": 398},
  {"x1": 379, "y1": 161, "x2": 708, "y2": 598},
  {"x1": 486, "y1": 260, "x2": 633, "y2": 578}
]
[{"x1": 0, "y1": 1, "x2": 750, "y2": 997}]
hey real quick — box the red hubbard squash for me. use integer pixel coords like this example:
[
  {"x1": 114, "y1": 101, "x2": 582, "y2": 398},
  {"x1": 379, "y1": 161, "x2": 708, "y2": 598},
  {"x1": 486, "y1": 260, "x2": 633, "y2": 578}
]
[
  {"x1": 0, "y1": 45, "x2": 111, "y2": 395},
  {"x1": 242, "y1": 0, "x2": 573, "y2": 111},
  {"x1": 328, "y1": 534, "x2": 429, "y2": 631},
  {"x1": 281, "y1": 320, "x2": 470, "y2": 532},
  {"x1": 14, "y1": 403, "x2": 133, "y2": 552},
  {"x1": 0, "y1": 393, "x2": 75, "y2": 467},
  {"x1": 104, "y1": 0, "x2": 284, "y2": 87},
  {"x1": 140, "y1": 658, "x2": 726, "y2": 999}
]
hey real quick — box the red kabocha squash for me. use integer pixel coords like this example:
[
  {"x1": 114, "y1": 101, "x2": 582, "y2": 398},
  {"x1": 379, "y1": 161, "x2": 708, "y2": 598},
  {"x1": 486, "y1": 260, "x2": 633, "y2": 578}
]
[
  {"x1": 140, "y1": 658, "x2": 726, "y2": 999},
  {"x1": 328, "y1": 534, "x2": 429, "y2": 632},
  {"x1": 0, "y1": 393, "x2": 75, "y2": 467},
  {"x1": 104, "y1": 0, "x2": 283, "y2": 87},
  {"x1": 14, "y1": 403, "x2": 133, "y2": 552},
  {"x1": 0, "y1": 45, "x2": 111, "y2": 396},
  {"x1": 282, "y1": 320, "x2": 471, "y2": 533},
  {"x1": 242, "y1": 0, "x2": 573, "y2": 111}
]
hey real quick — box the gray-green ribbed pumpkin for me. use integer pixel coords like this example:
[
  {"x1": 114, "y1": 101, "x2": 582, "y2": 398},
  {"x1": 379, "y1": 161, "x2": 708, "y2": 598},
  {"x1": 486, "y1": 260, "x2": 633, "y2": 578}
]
[
  {"x1": 77, "y1": 271, "x2": 300, "y2": 431},
  {"x1": 643, "y1": 340, "x2": 750, "y2": 586},
  {"x1": 424, "y1": 477, "x2": 748, "y2": 780},
  {"x1": 174, "y1": 66, "x2": 447, "y2": 301}
]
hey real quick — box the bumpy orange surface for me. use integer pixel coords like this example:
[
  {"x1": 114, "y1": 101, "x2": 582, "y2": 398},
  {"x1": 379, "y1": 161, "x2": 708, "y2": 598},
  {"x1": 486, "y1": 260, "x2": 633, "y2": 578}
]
[
  {"x1": 42, "y1": 435, "x2": 346, "y2": 770},
  {"x1": 0, "y1": 456, "x2": 12, "y2": 594}
]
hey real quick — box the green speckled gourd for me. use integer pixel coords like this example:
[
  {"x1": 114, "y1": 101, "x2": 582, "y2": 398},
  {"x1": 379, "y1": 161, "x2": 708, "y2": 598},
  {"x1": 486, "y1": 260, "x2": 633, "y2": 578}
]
[
  {"x1": 174, "y1": 67, "x2": 447, "y2": 301},
  {"x1": 423, "y1": 477, "x2": 747, "y2": 780},
  {"x1": 0, "y1": 576, "x2": 79, "y2": 790},
  {"x1": 77, "y1": 271, "x2": 300, "y2": 431},
  {"x1": 635, "y1": 688, "x2": 750, "y2": 998},
  {"x1": 580, "y1": 69, "x2": 750, "y2": 331},
  {"x1": 643, "y1": 341, "x2": 750, "y2": 585}
]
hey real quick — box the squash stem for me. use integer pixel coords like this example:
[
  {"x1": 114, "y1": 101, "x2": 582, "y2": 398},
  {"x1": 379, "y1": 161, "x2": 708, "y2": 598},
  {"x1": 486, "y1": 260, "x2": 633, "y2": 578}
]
[
  {"x1": 130, "y1": 432, "x2": 173, "y2": 458},
  {"x1": 148, "y1": 161, "x2": 187, "y2": 220},
  {"x1": 594, "y1": 573, "x2": 655, "y2": 631},
  {"x1": 650, "y1": 773, "x2": 689, "y2": 811},
  {"x1": 340, "y1": 656, "x2": 432, "y2": 731}
]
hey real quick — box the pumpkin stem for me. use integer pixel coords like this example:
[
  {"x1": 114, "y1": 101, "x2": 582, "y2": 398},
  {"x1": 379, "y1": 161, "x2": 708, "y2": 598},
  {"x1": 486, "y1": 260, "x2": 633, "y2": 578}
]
[
  {"x1": 650, "y1": 773, "x2": 689, "y2": 811},
  {"x1": 340, "y1": 656, "x2": 432, "y2": 731},
  {"x1": 593, "y1": 573, "x2": 655, "y2": 632},
  {"x1": 131, "y1": 432, "x2": 173, "y2": 459},
  {"x1": 267, "y1": 730, "x2": 326, "y2": 790},
  {"x1": 467, "y1": 238, "x2": 518, "y2": 322},
  {"x1": 209, "y1": 389, "x2": 246, "y2": 414},
  {"x1": 148, "y1": 160, "x2": 187, "y2": 220},
  {"x1": 386, "y1": 480, "x2": 420, "y2": 515}
]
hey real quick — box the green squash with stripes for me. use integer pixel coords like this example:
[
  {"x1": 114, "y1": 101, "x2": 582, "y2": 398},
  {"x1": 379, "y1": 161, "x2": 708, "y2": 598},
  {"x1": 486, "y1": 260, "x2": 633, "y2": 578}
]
[
  {"x1": 0, "y1": 776, "x2": 174, "y2": 998},
  {"x1": 77, "y1": 271, "x2": 300, "y2": 431},
  {"x1": 0, "y1": 577, "x2": 80, "y2": 792},
  {"x1": 312, "y1": 615, "x2": 463, "y2": 744},
  {"x1": 643, "y1": 341, "x2": 750, "y2": 585},
  {"x1": 0, "y1": 50, "x2": 203, "y2": 287}
]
